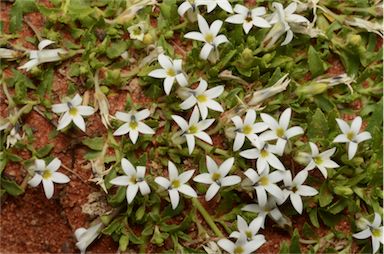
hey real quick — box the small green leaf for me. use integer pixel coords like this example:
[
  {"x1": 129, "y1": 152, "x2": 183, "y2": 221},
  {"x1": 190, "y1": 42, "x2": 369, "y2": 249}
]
[
  {"x1": 119, "y1": 235, "x2": 129, "y2": 252},
  {"x1": 36, "y1": 144, "x2": 54, "y2": 158},
  {"x1": 319, "y1": 182, "x2": 333, "y2": 207},
  {"x1": 106, "y1": 41, "x2": 127, "y2": 59},
  {"x1": 307, "y1": 108, "x2": 329, "y2": 140},
  {"x1": 1, "y1": 178, "x2": 24, "y2": 196},
  {"x1": 82, "y1": 137, "x2": 105, "y2": 150},
  {"x1": 289, "y1": 229, "x2": 301, "y2": 254},
  {"x1": 308, "y1": 46, "x2": 325, "y2": 77}
]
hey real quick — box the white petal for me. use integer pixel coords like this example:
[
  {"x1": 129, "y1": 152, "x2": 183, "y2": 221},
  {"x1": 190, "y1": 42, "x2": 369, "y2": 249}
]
[
  {"x1": 257, "y1": 158, "x2": 269, "y2": 174},
  {"x1": 115, "y1": 111, "x2": 131, "y2": 122},
  {"x1": 269, "y1": 171, "x2": 284, "y2": 183},
  {"x1": 213, "y1": 35, "x2": 228, "y2": 46},
  {"x1": 42, "y1": 179, "x2": 54, "y2": 199},
  {"x1": 266, "y1": 153, "x2": 285, "y2": 171},
  {"x1": 217, "y1": 239, "x2": 235, "y2": 253},
  {"x1": 73, "y1": 115, "x2": 86, "y2": 132},
  {"x1": 205, "y1": 85, "x2": 224, "y2": 99},
  {"x1": 38, "y1": 39, "x2": 55, "y2": 50},
  {"x1": 197, "y1": 119, "x2": 215, "y2": 131},
  {"x1": 244, "y1": 236, "x2": 266, "y2": 252},
  {"x1": 217, "y1": 0, "x2": 233, "y2": 13},
  {"x1": 333, "y1": 134, "x2": 349, "y2": 143},
  {"x1": 350, "y1": 116, "x2": 362, "y2": 134},
  {"x1": 163, "y1": 77, "x2": 175, "y2": 95},
  {"x1": 197, "y1": 103, "x2": 209, "y2": 120},
  {"x1": 138, "y1": 181, "x2": 151, "y2": 195},
  {"x1": 240, "y1": 148, "x2": 259, "y2": 159},
  {"x1": 281, "y1": 30, "x2": 294, "y2": 46},
  {"x1": 136, "y1": 166, "x2": 146, "y2": 178},
  {"x1": 200, "y1": 43, "x2": 214, "y2": 60},
  {"x1": 293, "y1": 170, "x2": 308, "y2": 186},
  {"x1": 148, "y1": 69, "x2": 167, "y2": 78},
  {"x1": 70, "y1": 94, "x2": 82, "y2": 106},
  {"x1": 195, "y1": 131, "x2": 212, "y2": 144},
  {"x1": 184, "y1": 32, "x2": 205, "y2": 42},
  {"x1": 244, "y1": 110, "x2": 256, "y2": 125},
  {"x1": 135, "y1": 109, "x2": 150, "y2": 121},
  {"x1": 194, "y1": 173, "x2": 213, "y2": 184},
  {"x1": 172, "y1": 115, "x2": 189, "y2": 131},
  {"x1": 121, "y1": 158, "x2": 136, "y2": 176},
  {"x1": 186, "y1": 134, "x2": 196, "y2": 154},
  {"x1": 126, "y1": 184, "x2": 139, "y2": 204},
  {"x1": 260, "y1": 113, "x2": 279, "y2": 130},
  {"x1": 205, "y1": 2, "x2": 217, "y2": 13},
  {"x1": 317, "y1": 165, "x2": 328, "y2": 179},
  {"x1": 309, "y1": 142, "x2": 320, "y2": 156},
  {"x1": 180, "y1": 96, "x2": 197, "y2": 110},
  {"x1": 28, "y1": 174, "x2": 42, "y2": 187},
  {"x1": 129, "y1": 129, "x2": 139, "y2": 143},
  {"x1": 74, "y1": 228, "x2": 87, "y2": 240},
  {"x1": 296, "y1": 185, "x2": 318, "y2": 196},
  {"x1": 244, "y1": 168, "x2": 258, "y2": 183},
  {"x1": 197, "y1": 14, "x2": 210, "y2": 34},
  {"x1": 210, "y1": 20, "x2": 223, "y2": 37},
  {"x1": 51, "y1": 172, "x2": 70, "y2": 183},
  {"x1": 219, "y1": 157, "x2": 234, "y2": 177},
  {"x1": 178, "y1": 184, "x2": 197, "y2": 197},
  {"x1": 19, "y1": 59, "x2": 39, "y2": 71},
  {"x1": 77, "y1": 106, "x2": 94, "y2": 116},
  {"x1": 52, "y1": 103, "x2": 69, "y2": 113},
  {"x1": 287, "y1": 14, "x2": 309, "y2": 24},
  {"x1": 352, "y1": 228, "x2": 371, "y2": 239},
  {"x1": 290, "y1": 193, "x2": 303, "y2": 214},
  {"x1": 221, "y1": 176, "x2": 241, "y2": 187},
  {"x1": 178, "y1": 1, "x2": 192, "y2": 16},
  {"x1": 225, "y1": 14, "x2": 245, "y2": 24},
  {"x1": 372, "y1": 236, "x2": 380, "y2": 253},
  {"x1": 206, "y1": 155, "x2": 218, "y2": 173},
  {"x1": 155, "y1": 176, "x2": 170, "y2": 189},
  {"x1": 322, "y1": 159, "x2": 339, "y2": 168},
  {"x1": 237, "y1": 215, "x2": 248, "y2": 232},
  {"x1": 355, "y1": 132, "x2": 372, "y2": 143},
  {"x1": 169, "y1": 189, "x2": 180, "y2": 209},
  {"x1": 242, "y1": 204, "x2": 260, "y2": 213},
  {"x1": 243, "y1": 21, "x2": 253, "y2": 34},
  {"x1": 348, "y1": 142, "x2": 358, "y2": 160},
  {"x1": 229, "y1": 231, "x2": 241, "y2": 239},
  {"x1": 265, "y1": 184, "x2": 284, "y2": 201},
  {"x1": 110, "y1": 176, "x2": 130, "y2": 186},
  {"x1": 255, "y1": 186, "x2": 267, "y2": 207},
  {"x1": 372, "y1": 213, "x2": 382, "y2": 227},
  {"x1": 158, "y1": 54, "x2": 173, "y2": 69},
  {"x1": 178, "y1": 170, "x2": 195, "y2": 184},
  {"x1": 252, "y1": 17, "x2": 271, "y2": 28},
  {"x1": 205, "y1": 183, "x2": 220, "y2": 201},
  {"x1": 206, "y1": 100, "x2": 224, "y2": 113},
  {"x1": 260, "y1": 130, "x2": 277, "y2": 141},
  {"x1": 138, "y1": 122, "x2": 155, "y2": 134},
  {"x1": 249, "y1": 216, "x2": 263, "y2": 234},
  {"x1": 335, "y1": 118, "x2": 350, "y2": 134},
  {"x1": 233, "y1": 132, "x2": 245, "y2": 151},
  {"x1": 168, "y1": 161, "x2": 179, "y2": 180},
  {"x1": 285, "y1": 126, "x2": 303, "y2": 139},
  {"x1": 113, "y1": 123, "x2": 130, "y2": 136},
  {"x1": 57, "y1": 112, "x2": 73, "y2": 130},
  {"x1": 176, "y1": 73, "x2": 188, "y2": 87},
  {"x1": 189, "y1": 106, "x2": 200, "y2": 125},
  {"x1": 231, "y1": 116, "x2": 243, "y2": 129},
  {"x1": 47, "y1": 158, "x2": 61, "y2": 172}
]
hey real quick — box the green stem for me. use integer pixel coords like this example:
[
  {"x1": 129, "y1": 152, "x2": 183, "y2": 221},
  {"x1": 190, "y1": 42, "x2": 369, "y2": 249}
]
[
  {"x1": 192, "y1": 198, "x2": 223, "y2": 238},
  {"x1": 172, "y1": 21, "x2": 188, "y2": 31},
  {"x1": 196, "y1": 140, "x2": 230, "y2": 157}
]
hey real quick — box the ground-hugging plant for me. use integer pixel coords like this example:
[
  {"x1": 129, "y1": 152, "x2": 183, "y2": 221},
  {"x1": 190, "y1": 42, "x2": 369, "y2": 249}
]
[{"x1": 0, "y1": 0, "x2": 383, "y2": 253}]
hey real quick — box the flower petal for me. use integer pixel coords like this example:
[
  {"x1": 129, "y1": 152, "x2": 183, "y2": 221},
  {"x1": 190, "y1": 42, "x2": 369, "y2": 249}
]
[
  {"x1": 28, "y1": 174, "x2": 42, "y2": 187},
  {"x1": 135, "y1": 109, "x2": 150, "y2": 121},
  {"x1": 217, "y1": 0, "x2": 233, "y2": 13},
  {"x1": 195, "y1": 131, "x2": 212, "y2": 144},
  {"x1": 178, "y1": 184, "x2": 197, "y2": 197},
  {"x1": 355, "y1": 132, "x2": 372, "y2": 143},
  {"x1": 290, "y1": 193, "x2": 303, "y2": 214},
  {"x1": 42, "y1": 179, "x2": 54, "y2": 199},
  {"x1": 348, "y1": 142, "x2": 358, "y2": 160},
  {"x1": 210, "y1": 20, "x2": 223, "y2": 37},
  {"x1": 71, "y1": 94, "x2": 82, "y2": 106},
  {"x1": 148, "y1": 69, "x2": 167, "y2": 78},
  {"x1": 168, "y1": 161, "x2": 179, "y2": 180},
  {"x1": 169, "y1": 189, "x2": 180, "y2": 209},
  {"x1": 293, "y1": 170, "x2": 308, "y2": 186},
  {"x1": 336, "y1": 118, "x2": 350, "y2": 134},
  {"x1": 158, "y1": 54, "x2": 173, "y2": 69},
  {"x1": 200, "y1": 43, "x2": 214, "y2": 60},
  {"x1": 155, "y1": 176, "x2": 170, "y2": 189},
  {"x1": 266, "y1": 153, "x2": 285, "y2": 171},
  {"x1": 244, "y1": 109, "x2": 256, "y2": 125},
  {"x1": 176, "y1": 73, "x2": 188, "y2": 87},
  {"x1": 281, "y1": 29, "x2": 293, "y2": 46},
  {"x1": 138, "y1": 181, "x2": 151, "y2": 195},
  {"x1": 233, "y1": 132, "x2": 245, "y2": 151},
  {"x1": 57, "y1": 112, "x2": 72, "y2": 130},
  {"x1": 260, "y1": 113, "x2": 278, "y2": 130},
  {"x1": 240, "y1": 148, "x2": 259, "y2": 159},
  {"x1": 47, "y1": 158, "x2": 61, "y2": 172},
  {"x1": 194, "y1": 173, "x2": 213, "y2": 184},
  {"x1": 221, "y1": 175, "x2": 241, "y2": 187},
  {"x1": 205, "y1": 85, "x2": 224, "y2": 99},
  {"x1": 38, "y1": 39, "x2": 55, "y2": 50},
  {"x1": 110, "y1": 176, "x2": 130, "y2": 186},
  {"x1": 172, "y1": 115, "x2": 189, "y2": 131},
  {"x1": 52, "y1": 103, "x2": 69, "y2": 113},
  {"x1": 178, "y1": 1, "x2": 192, "y2": 16},
  {"x1": 352, "y1": 228, "x2": 371, "y2": 239},
  {"x1": 252, "y1": 16, "x2": 271, "y2": 28},
  {"x1": 219, "y1": 157, "x2": 234, "y2": 177},
  {"x1": 138, "y1": 122, "x2": 155, "y2": 134},
  {"x1": 184, "y1": 32, "x2": 205, "y2": 42},
  {"x1": 121, "y1": 158, "x2": 136, "y2": 176},
  {"x1": 115, "y1": 111, "x2": 131, "y2": 122},
  {"x1": 186, "y1": 134, "x2": 196, "y2": 154},
  {"x1": 178, "y1": 170, "x2": 194, "y2": 184},
  {"x1": 51, "y1": 172, "x2": 70, "y2": 183},
  {"x1": 350, "y1": 116, "x2": 362, "y2": 134},
  {"x1": 113, "y1": 123, "x2": 130, "y2": 136},
  {"x1": 197, "y1": 119, "x2": 215, "y2": 131},
  {"x1": 77, "y1": 106, "x2": 95, "y2": 116},
  {"x1": 285, "y1": 126, "x2": 303, "y2": 139},
  {"x1": 197, "y1": 103, "x2": 208, "y2": 120},
  {"x1": 126, "y1": 184, "x2": 139, "y2": 204},
  {"x1": 255, "y1": 186, "x2": 267, "y2": 207},
  {"x1": 205, "y1": 183, "x2": 220, "y2": 201},
  {"x1": 217, "y1": 239, "x2": 235, "y2": 253},
  {"x1": 333, "y1": 134, "x2": 349, "y2": 143},
  {"x1": 225, "y1": 14, "x2": 245, "y2": 24},
  {"x1": 73, "y1": 115, "x2": 86, "y2": 132},
  {"x1": 296, "y1": 185, "x2": 318, "y2": 196},
  {"x1": 180, "y1": 96, "x2": 197, "y2": 110},
  {"x1": 129, "y1": 129, "x2": 139, "y2": 144},
  {"x1": 197, "y1": 14, "x2": 210, "y2": 34},
  {"x1": 163, "y1": 77, "x2": 175, "y2": 95}
]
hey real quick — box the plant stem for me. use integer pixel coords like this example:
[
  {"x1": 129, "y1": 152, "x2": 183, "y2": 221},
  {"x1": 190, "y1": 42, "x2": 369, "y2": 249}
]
[
  {"x1": 192, "y1": 198, "x2": 223, "y2": 238},
  {"x1": 196, "y1": 140, "x2": 230, "y2": 158}
]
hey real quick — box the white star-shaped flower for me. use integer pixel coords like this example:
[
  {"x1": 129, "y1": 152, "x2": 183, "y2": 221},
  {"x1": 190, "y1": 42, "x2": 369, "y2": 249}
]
[
  {"x1": 113, "y1": 109, "x2": 155, "y2": 144},
  {"x1": 19, "y1": 39, "x2": 67, "y2": 71},
  {"x1": 260, "y1": 108, "x2": 304, "y2": 152},
  {"x1": 244, "y1": 167, "x2": 284, "y2": 207},
  {"x1": 333, "y1": 117, "x2": 372, "y2": 160},
  {"x1": 75, "y1": 223, "x2": 103, "y2": 254},
  {"x1": 109, "y1": 158, "x2": 151, "y2": 204},
  {"x1": 240, "y1": 139, "x2": 285, "y2": 173},
  {"x1": 148, "y1": 54, "x2": 188, "y2": 95},
  {"x1": 127, "y1": 22, "x2": 146, "y2": 41},
  {"x1": 179, "y1": 79, "x2": 224, "y2": 119},
  {"x1": 178, "y1": 0, "x2": 198, "y2": 18},
  {"x1": 302, "y1": 142, "x2": 339, "y2": 178},
  {"x1": 184, "y1": 15, "x2": 228, "y2": 60},
  {"x1": 28, "y1": 158, "x2": 70, "y2": 199},
  {"x1": 353, "y1": 213, "x2": 383, "y2": 254},
  {"x1": 263, "y1": 2, "x2": 309, "y2": 48},
  {"x1": 229, "y1": 215, "x2": 265, "y2": 243},
  {"x1": 154, "y1": 161, "x2": 197, "y2": 209},
  {"x1": 193, "y1": 156, "x2": 241, "y2": 201},
  {"x1": 172, "y1": 106, "x2": 214, "y2": 154},
  {"x1": 242, "y1": 197, "x2": 283, "y2": 228},
  {"x1": 280, "y1": 170, "x2": 318, "y2": 214},
  {"x1": 52, "y1": 94, "x2": 95, "y2": 132},
  {"x1": 225, "y1": 4, "x2": 270, "y2": 34},
  {"x1": 231, "y1": 109, "x2": 269, "y2": 151},
  {"x1": 217, "y1": 233, "x2": 264, "y2": 254},
  {"x1": 196, "y1": 0, "x2": 233, "y2": 13}
]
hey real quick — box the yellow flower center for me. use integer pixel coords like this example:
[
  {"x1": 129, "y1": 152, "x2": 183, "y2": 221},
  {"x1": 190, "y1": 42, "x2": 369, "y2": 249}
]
[
  {"x1": 129, "y1": 121, "x2": 138, "y2": 130},
  {"x1": 245, "y1": 231, "x2": 253, "y2": 239},
  {"x1": 372, "y1": 228, "x2": 381, "y2": 237},
  {"x1": 133, "y1": 28, "x2": 142, "y2": 35},
  {"x1": 166, "y1": 68, "x2": 176, "y2": 77},
  {"x1": 129, "y1": 175, "x2": 137, "y2": 184},
  {"x1": 205, "y1": 33, "x2": 214, "y2": 44},
  {"x1": 196, "y1": 94, "x2": 207, "y2": 103},
  {"x1": 211, "y1": 172, "x2": 221, "y2": 181},
  {"x1": 346, "y1": 131, "x2": 355, "y2": 141},
  {"x1": 259, "y1": 176, "x2": 269, "y2": 186},
  {"x1": 245, "y1": 16, "x2": 252, "y2": 23},
  {"x1": 276, "y1": 127, "x2": 285, "y2": 138},
  {"x1": 42, "y1": 170, "x2": 52, "y2": 180},
  {"x1": 243, "y1": 125, "x2": 253, "y2": 135},
  {"x1": 171, "y1": 179, "x2": 180, "y2": 189},
  {"x1": 260, "y1": 149, "x2": 269, "y2": 158},
  {"x1": 188, "y1": 125, "x2": 198, "y2": 134},
  {"x1": 314, "y1": 156, "x2": 323, "y2": 165},
  {"x1": 234, "y1": 246, "x2": 244, "y2": 254},
  {"x1": 69, "y1": 107, "x2": 78, "y2": 116}
]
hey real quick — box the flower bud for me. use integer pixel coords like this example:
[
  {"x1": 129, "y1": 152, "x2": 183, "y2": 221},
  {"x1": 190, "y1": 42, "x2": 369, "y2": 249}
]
[
  {"x1": 333, "y1": 186, "x2": 353, "y2": 196},
  {"x1": 143, "y1": 33, "x2": 154, "y2": 45},
  {"x1": 296, "y1": 82, "x2": 328, "y2": 96},
  {"x1": 241, "y1": 48, "x2": 253, "y2": 61}
]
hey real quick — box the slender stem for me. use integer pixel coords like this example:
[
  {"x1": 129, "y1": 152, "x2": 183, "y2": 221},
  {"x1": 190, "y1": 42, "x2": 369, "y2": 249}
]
[
  {"x1": 2, "y1": 80, "x2": 15, "y2": 108},
  {"x1": 192, "y1": 198, "x2": 223, "y2": 238}
]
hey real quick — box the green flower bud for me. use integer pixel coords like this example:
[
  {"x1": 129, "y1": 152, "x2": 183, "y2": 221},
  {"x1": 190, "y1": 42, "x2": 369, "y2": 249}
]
[
  {"x1": 333, "y1": 186, "x2": 353, "y2": 196},
  {"x1": 164, "y1": 30, "x2": 174, "y2": 39},
  {"x1": 143, "y1": 33, "x2": 154, "y2": 45},
  {"x1": 241, "y1": 48, "x2": 253, "y2": 61},
  {"x1": 296, "y1": 82, "x2": 328, "y2": 96}
]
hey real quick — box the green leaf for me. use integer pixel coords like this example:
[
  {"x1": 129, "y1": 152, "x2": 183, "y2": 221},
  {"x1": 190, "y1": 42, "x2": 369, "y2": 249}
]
[
  {"x1": 36, "y1": 144, "x2": 54, "y2": 158},
  {"x1": 289, "y1": 229, "x2": 301, "y2": 254},
  {"x1": 106, "y1": 41, "x2": 127, "y2": 59},
  {"x1": 1, "y1": 178, "x2": 24, "y2": 196},
  {"x1": 82, "y1": 137, "x2": 105, "y2": 150},
  {"x1": 319, "y1": 182, "x2": 333, "y2": 207},
  {"x1": 119, "y1": 235, "x2": 129, "y2": 252},
  {"x1": 308, "y1": 46, "x2": 325, "y2": 77},
  {"x1": 309, "y1": 208, "x2": 320, "y2": 228},
  {"x1": 307, "y1": 108, "x2": 329, "y2": 140},
  {"x1": 9, "y1": 0, "x2": 37, "y2": 33}
]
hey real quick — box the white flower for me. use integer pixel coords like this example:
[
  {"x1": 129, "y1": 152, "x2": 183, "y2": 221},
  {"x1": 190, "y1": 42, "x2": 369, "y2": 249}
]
[
  {"x1": 231, "y1": 109, "x2": 268, "y2": 151},
  {"x1": 333, "y1": 117, "x2": 372, "y2": 160},
  {"x1": 193, "y1": 156, "x2": 240, "y2": 201},
  {"x1": 184, "y1": 15, "x2": 228, "y2": 61},
  {"x1": 172, "y1": 106, "x2": 214, "y2": 154},
  {"x1": 19, "y1": 39, "x2": 67, "y2": 71},
  {"x1": 109, "y1": 158, "x2": 151, "y2": 204},
  {"x1": 263, "y1": 2, "x2": 309, "y2": 48},
  {"x1": 225, "y1": 4, "x2": 270, "y2": 34},
  {"x1": 6, "y1": 124, "x2": 23, "y2": 149},
  {"x1": 196, "y1": 0, "x2": 233, "y2": 13},
  {"x1": 113, "y1": 109, "x2": 155, "y2": 144},
  {"x1": 260, "y1": 108, "x2": 304, "y2": 152},
  {"x1": 353, "y1": 213, "x2": 383, "y2": 254},
  {"x1": 179, "y1": 79, "x2": 224, "y2": 119},
  {"x1": 280, "y1": 170, "x2": 318, "y2": 214},
  {"x1": 344, "y1": 17, "x2": 383, "y2": 37},
  {"x1": 148, "y1": 54, "x2": 188, "y2": 95},
  {"x1": 52, "y1": 94, "x2": 95, "y2": 132},
  {"x1": 302, "y1": 142, "x2": 339, "y2": 178},
  {"x1": 154, "y1": 161, "x2": 197, "y2": 209},
  {"x1": 178, "y1": 0, "x2": 199, "y2": 22},
  {"x1": 244, "y1": 167, "x2": 284, "y2": 207},
  {"x1": 240, "y1": 139, "x2": 285, "y2": 173},
  {"x1": 242, "y1": 198, "x2": 283, "y2": 228},
  {"x1": 128, "y1": 22, "x2": 146, "y2": 41},
  {"x1": 75, "y1": 223, "x2": 103, "y2": 254},
  {"x1": 28, "y1": 158, "x2": 70, "y2": 199},
  {"x1": 229, "y1": 215, "x2": 265, "y2": 243},
  {"x1": 0, "y1": 48, "x2": 22, "y2": 60},
  {"x1": 217, "y1": 234, "x2": 264, "y2": 254}
]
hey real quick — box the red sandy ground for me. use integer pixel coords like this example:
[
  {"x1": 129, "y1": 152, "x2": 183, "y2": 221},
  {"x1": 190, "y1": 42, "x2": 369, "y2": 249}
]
[{"x1": 0, "y1": 1, "x2": 361, "y2": 253}]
